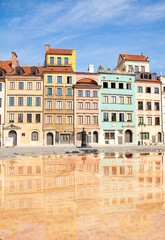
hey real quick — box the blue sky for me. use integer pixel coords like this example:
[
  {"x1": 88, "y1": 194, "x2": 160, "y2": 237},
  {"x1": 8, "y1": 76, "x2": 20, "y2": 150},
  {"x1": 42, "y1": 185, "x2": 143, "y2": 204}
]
[{"x1": 0, "y1": 0, "x2": 165, "y2": 74}]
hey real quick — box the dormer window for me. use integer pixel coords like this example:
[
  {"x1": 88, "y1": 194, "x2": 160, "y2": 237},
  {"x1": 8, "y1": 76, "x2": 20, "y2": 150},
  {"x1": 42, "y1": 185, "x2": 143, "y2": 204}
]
[
  {"x1": 0, "y1": 68, "x2": 5, "y2": 76},
  {"x1": 152, "y1": 74, "x2": 156, "y2": 80},
  {"x1": 15, "y1": 66, "x2": 23, "y2": 75},
  {"x1": 31, "y1": 66, "x2": 39, "y2": 76},
  {"x1": 144, "y1": 73, "x2": 148, "y2": 79}
]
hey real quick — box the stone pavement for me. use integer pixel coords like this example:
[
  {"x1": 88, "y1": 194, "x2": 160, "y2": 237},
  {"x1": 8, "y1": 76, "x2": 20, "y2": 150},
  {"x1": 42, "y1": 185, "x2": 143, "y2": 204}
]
[{"x1": 0, "y1": 144, "x2": 165, "y2": 160}]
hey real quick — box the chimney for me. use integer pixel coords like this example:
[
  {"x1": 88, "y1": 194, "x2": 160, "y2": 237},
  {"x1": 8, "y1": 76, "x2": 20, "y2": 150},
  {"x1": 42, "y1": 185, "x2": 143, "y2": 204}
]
[
  {"x1": 45, "y1": 44, "x2": 50, "y2": 54},
  {"x1": 88, "y1": 64, "x2": 94, "y2": 73},
  {"x1": 12, "y1": 52, "x2": 18, "y2": 69}
]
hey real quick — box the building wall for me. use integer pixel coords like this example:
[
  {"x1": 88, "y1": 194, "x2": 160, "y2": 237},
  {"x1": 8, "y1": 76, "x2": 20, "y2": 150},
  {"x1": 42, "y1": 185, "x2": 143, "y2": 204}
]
[
  {"x1": 4, "y1": 76, "x2": 43, "y2": 146},
  {"x1": 100, "y1": 72, "x2": 136, "y2": 145},
  {"x1": 0, "y1": 78, "x2": 5, "y2": 145},
  {"x1": 136, "y1": 80, "x2": 162, "y2": 144},
  {"x1": 46, "y1": 50, "x2": 76, "y2": 72},
  {"x1": 161, "y1": 76, "x2": 165, "y2": 141},
  {"x1": 43, "y1": 71, "x2": 74, "y2": 145}
]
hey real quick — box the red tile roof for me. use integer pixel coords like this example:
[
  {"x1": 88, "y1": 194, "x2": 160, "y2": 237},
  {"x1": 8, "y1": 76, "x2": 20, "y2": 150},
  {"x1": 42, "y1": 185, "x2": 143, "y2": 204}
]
[
  {"x1": 120, "y1": 54, "x2": 149, "y2": 61},
  {"x1": 46, "y1": 48, "x2": 72, "y2": 55},
  {"x1": 77, "y1": 78, "x2": 98, "y2": 85},
  {"x1": 44, "y1": 67, "x2": 73, "y2": 73},
  {"x1": 0, "y1": 61, "x2": 12, "y2": 73},
  {"x1": 8, "y1": 66, "x2": 45, "y2": 76}
]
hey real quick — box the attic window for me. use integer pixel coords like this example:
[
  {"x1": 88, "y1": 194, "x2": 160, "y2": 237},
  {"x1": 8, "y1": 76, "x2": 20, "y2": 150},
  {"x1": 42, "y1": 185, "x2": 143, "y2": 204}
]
[
  {"x1": 31, "y1": 67, "x2": 38, "y2": 76},
  {"x1": 15, "y1": 66, "x2": 23, "y2": 75}
]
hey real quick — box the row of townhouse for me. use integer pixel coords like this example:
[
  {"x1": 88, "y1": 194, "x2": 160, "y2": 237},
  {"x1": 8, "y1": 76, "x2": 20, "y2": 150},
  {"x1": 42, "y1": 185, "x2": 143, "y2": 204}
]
[{"x1": 0, "y1": 44, "x2": 163, "y2": 146}]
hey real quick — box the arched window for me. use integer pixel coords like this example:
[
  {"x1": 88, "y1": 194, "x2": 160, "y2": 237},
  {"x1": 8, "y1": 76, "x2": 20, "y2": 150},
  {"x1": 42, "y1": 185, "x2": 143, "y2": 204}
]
[
  {"x1": 31, "y1": 131, "x2": 38, "y2": 141},
  {"x1": 31, "y1": 66, "x2": 39, "y2": 75},
  {"x1": 15, "y1": 66, "x2": 23, "y2": 75}
]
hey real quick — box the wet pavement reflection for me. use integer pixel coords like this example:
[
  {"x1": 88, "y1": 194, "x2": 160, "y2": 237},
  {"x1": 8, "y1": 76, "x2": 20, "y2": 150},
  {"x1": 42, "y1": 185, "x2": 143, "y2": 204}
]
[{"x1": 0, "y1": 152, "x2": 165, "y2": 239}]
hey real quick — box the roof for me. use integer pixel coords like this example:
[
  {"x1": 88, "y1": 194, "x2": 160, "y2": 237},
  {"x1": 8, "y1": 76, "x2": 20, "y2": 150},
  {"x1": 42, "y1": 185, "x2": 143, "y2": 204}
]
[
  {"x1": 0, "y1": 61, "x2": 12, "y2": 73},
  {"x1": 120, "y1": 54, "x2": 149, "y2": 62},
  {"x1": 44, "y1": 67, "x2": 73, "y2": 73},
  {"x1": 8, "y1": 66, "x2": 45, "y2": 76},
  {"x1": 77, "y1": 78, "x2": 98, "y2": 85},
  {"x1": 46, "y1": 48, "x2": 72, "y2": 55}
]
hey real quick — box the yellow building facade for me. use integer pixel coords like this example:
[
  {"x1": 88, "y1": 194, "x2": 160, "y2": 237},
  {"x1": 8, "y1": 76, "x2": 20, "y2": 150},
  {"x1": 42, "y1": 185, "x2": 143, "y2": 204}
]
[{"x1": 43, "y1": 45, "x2": 76, "y2": 145}]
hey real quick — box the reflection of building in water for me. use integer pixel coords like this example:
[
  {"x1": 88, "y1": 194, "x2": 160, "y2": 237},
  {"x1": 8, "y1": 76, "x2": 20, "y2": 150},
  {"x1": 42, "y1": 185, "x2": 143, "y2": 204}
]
[{"x1": 0, "y1": 153, "x2": 164, "y2": 240}]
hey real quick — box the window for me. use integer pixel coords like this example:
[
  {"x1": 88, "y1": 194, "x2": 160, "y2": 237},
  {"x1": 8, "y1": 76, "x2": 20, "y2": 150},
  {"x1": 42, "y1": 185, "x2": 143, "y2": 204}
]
[
  {"x1": 86, "y1": 90, "x2": 90, "y2": 97},
  {"x1": 27, "y1": 114, "x2": 32, "y2": 123},
  {"x1": 119, "y1": 83, "x2": 123, "y2": 89},
  {"x1": 18, "y1": 167, "x2": 23, "y2": 175},
  {"x1": 146, "y1": 87, "x2": 151, "y2": 93},
  {"x1": 155, "y1": 117, "x2": 160, "y2": 125},
  {"x1": 57, "y1": 76, "x2": 62, "y2": 83},
  {"x1": 126, "y1": 97, "x2": 132, "y2": 104},
  {"x1": 9, "y1": 97, "x2": 14, "y2": 106},
  {"x1": 57, "y1": 88, "x2": 62, "y2": 95},
  {"x1": 146, "y1": 102, "x2": 151, "y2": 110},
  {"x1": 111, "y1": 113, "x2": 116, "y2": 121},
  {"x1": 78, "y1": 102, "x2": 83, "y2": 109},
  {"x1": 103, "y1": 96, "x2": 108, "y2": 103},
  {"x1": 46, "y1": 100, "x2": 53, "y2": 109},
  {"x1": 66, "y1": 116, "x2": 72, "y2": 124},
  {"x1": 67, "y1": 88, "x2": 72, "y2": 96},
  {"x1": 135, "y1": 66, "x2": 139, "y2": 71},
  {"x1": 56, "y1": 101, "x2": 62, "y2": 109},
  {"x1": 57, "y1": 57, "x2": 61, "y2": 65},
  {"x1": 56, "y1": 116, "x2": 62, "y2": 124},
  {"x1": 138, "y1": 86, "x2": 143, "y2": 92},
  {"x1": 46, "y1": 115, "x2": 53, "y2": 124},
  {"x1": 27, "y1": 97, "x2": 32, "y2": 106},
  {"x1": 18, "y1": 97, "x2": 23, "y2": 106},
  {"x1": 78, "y1": 90, "x2": 83, "y2": 97},
  {"x1": 147, "y1": 117, "x2": 152, "y2": 125},
  {"x1": 0, "y1": 83, "x2": 2, "y2": 91},
  {"x1": 103, "y1": 82, "x2": 108, "y2": 88},
  {"x1": 93, "y1": 91, "x2": 97, "y2": 97},
  {"x1": 138, "y1": 101, "x2": 143, "y2": 110},
  {"x1": 119, "y1": 113, "x2": 124, "y2": 122},
  {"x1": 111, "y1": 82, "x2": 116, "y2": 88},
  {"x1": 64, "y1": 57, "x2": 69, "y2": 64},
  {"x1": 31, "y1": 131, "x2": 38, "y2": 141},
  {"x1": 19, "y1": 82, "x2": 24, "y2": 90},
  {"x1": 50, "y1": 57, "x2": 54, "y2": 64},
  {"x1": 154, "y1": 102, "x2": 159, "y2": 110},
  {"x1": 152, "y1": 74, "x2": 156, "y2": 80},
  {"x1": 36, "y1": 82, "x2": 41, "y2": 90},
  {"x1": 110, "y1": 133, "x2": 115, "y2": 139},
  {"x1": 85, "y1": 102, "x2": 90, "y2": 109},
  {"x1": 127, "y1": 83, "x2": 131, "y2": 89},
  {"x1": 47, "y1": 76, "x2": 52, "y2": 83},
  {"x1": 67, "y1": 76, "x2": 72, "y2": 84},
  {"x1": 138, "y1": 117, "x2": 143, "y2": 125},
  {"x1": 154, "y1": 88, "x2": 159, "y2": 93},
  {"x1": 47, "y1": 88, "x2": 52, "y2": 95},
  {"x1": 0, "y1": 98, "x2": 1, "y2": 107},
  {"x1": 36, "y1": 97, "x2": 41, "y2": 106},
  {"x1": 127, "y1": 113, "x2": 132, "y2": 122},
  {"x1": 36, "y1": 114, "x2": 41, "y2": 123},
  {"x1": 78, "y1": 116, "x2": 83, "y2": 124},
  {"x1": 141, "y1": 66, "x2": 145, "y2": 72},
  {"x1": 66, "y1": 101, "x2": 72, "y2": 109},
  {"x1": 9, "y1": 113, "x2": 14, "y2": 123},
  {"x1": 93, "y1": 116, "x2": 98, "y2": 124},
  {"x1": 93, "y1": 102, "x2": 98, "y2": 109},
  {"x1": 18, "y1": 114, "x2": 23, "y2": 123},
  {"x1": 111, "y1": 96, "x2": 116, "y2": 104},
  {"x1": 136, "y1": 73, "x2": 140, "y2": 78},
  {"x1": 128, "y1": 65, "x2": 132, "y2": 70},
  {"x1": 103, "y1": 113, "x2": 108, "y2": 121},
  {"x1": 9, "y1": 82, "x2": 15, "y2": 90},
  {"x1": 140, "y1": 132, "x2": 149, "y2": 139},
  {"x1": 119, "y1": 96, "x2": 124, "y2": 104},
  {"x1": 27, "y1": 82, "x2": 32, "y2": 90},
  {"x1": 85, "y1": 116, "x2": 90, "y2": 124}
]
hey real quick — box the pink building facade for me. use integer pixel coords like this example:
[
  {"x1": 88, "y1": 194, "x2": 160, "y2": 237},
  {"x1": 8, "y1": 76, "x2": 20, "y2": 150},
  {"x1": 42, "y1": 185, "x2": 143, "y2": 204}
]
[{"x1": 74, "y1": 73, "x2": 101, "y2": 146}]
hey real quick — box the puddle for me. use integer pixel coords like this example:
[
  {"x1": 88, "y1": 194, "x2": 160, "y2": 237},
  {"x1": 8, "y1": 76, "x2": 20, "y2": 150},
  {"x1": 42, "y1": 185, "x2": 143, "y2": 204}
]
[{"x1": 0, "y1": 152, "x2": 164, "y2": 239}]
